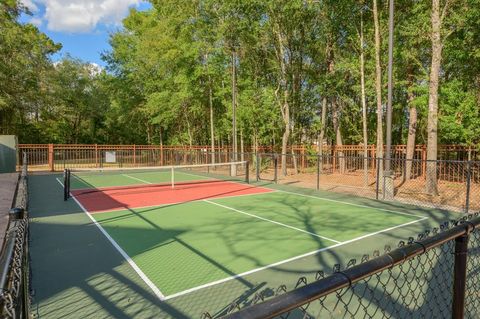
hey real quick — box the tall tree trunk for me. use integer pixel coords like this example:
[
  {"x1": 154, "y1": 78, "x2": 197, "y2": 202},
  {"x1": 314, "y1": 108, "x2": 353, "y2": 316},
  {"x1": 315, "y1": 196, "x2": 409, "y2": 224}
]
[
  {"x1": 332, "y1": 98, "x2": 345, "y2": 174},
  {"x1": 209, "y1": 84, "x2": 215, "y2": 164},
  {"x1": 360, "y1": 9, "x2": 369, "y2": 186},
  {"x1": 273, "y1": 23, "x2": 291, "y2": 176},
  {"x1": 373, "y1": 0, "x2": 384, "y2": 180},
  {"x1": 159, "y1": 126, "x2": 163, "y2": 165},
  {"x1": 146, "y1": 125, "x2": 152, "y2": 144},
  {"x1": 405, "y1": 70, "x2": 417, "y2": 180},
  {"x1": 318, "y1": 97, "x2": 327, "y2": 173},
  {"x1": 231, "y1": 51, "x2": 237, "y2": 163},
  {"x1": 183, "y1": 105, "x2": 193, "y2": 153},
  {"x1": 319, "y1": 42, "x2": 334, "y2": 172},
  {"x1": 426, "y1": 0, "x2": 442, "y2": 196},
  {"x1": 240, "y1": 128, "x2": 244, "y2": 163},
  {"x1": 318, "y1": 97, "x2": 328, "y2": 156},
  {"x1": 206, "y1": 54, "x2": 215, "y2": 164}
]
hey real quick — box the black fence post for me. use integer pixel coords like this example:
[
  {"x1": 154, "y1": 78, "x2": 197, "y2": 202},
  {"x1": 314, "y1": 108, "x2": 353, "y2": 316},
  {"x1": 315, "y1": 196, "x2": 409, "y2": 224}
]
[
  {"x1": 452, "y1": 233, "x2": 469, "y2": 319},
  {"x1": 246, "y1": 161, "x2": 250, "y2": 184},
  {"x1": 375, "y1": 157, "x2": 380, "y2": 200},
  {"x1": 256, "y1": 153, "x2": 260, "y2": 181},
  {"x1": 316, "y1": 155, "x2": 320, "y2": 190},
  {"x1": 63, "y1": 169, "x2": 70, "y2": 201},
  {"x1": 465, "y1": 161, "x2": 472, "y2": 214},
  {"x1": 274, "y1": 155, "x2": 278, "y2": 184}
]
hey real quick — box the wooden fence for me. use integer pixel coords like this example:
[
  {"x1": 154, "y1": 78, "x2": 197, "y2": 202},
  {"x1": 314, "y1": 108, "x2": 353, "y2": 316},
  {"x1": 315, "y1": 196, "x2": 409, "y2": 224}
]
[{"x1": 18, "y1": 144, "x2": 478, "y2": 172}]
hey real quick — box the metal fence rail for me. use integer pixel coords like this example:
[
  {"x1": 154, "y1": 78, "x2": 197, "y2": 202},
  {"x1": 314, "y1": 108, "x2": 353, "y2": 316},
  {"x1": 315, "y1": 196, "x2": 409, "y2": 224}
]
[
  {"x1": 214, "y1": 214, "x2": 480, "y2": 319},
  {"x1": 17, "y1": 145, "x2": 480, "y2": 213},
  {"x1": 0, "y1": 154, "x2": 30, "y2": 318}
]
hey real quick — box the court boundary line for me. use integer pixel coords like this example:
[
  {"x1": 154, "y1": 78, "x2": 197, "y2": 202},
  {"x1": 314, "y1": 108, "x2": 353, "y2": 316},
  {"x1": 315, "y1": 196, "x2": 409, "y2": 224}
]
[
  {"x1": 122, "y1": 174, "x2": 153, "y2": 184},
  {"x1": 55, "y1": 178, "x2": 166, "y2": 301},
  {"x1": 69, "y1": 177, "x2": 248, "y2": 193},
  {"x1": 275, "y1": 189, "x2": 425, "y2": 218},
  {"x1": 81, "y1": 190, "x2": 279, "y2": 215},
  {"x1": 163, "y1": 216, "x2": 428, "y2": 300},
  {"x1": 203, "y1": 199, "x2": 341, "y2": 244},
  {"x1": 57, "y1": 176, "x2": 430, "y2": 302}
]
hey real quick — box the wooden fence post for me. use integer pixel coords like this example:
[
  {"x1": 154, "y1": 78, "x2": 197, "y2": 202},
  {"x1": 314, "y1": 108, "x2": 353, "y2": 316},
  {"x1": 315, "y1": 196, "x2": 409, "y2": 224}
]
[
  {"x1": 48, "y1": 143, "x2": 54, "y2": 171},
  {"x1": 133, "y1": 144, "x2": 137, "y2": 166},
  {"x1": 95, "y1": 144, "x2": 98, "y2": 168},
  {"x1": 332, "y1": 145, "x2": 336, "y2": 174},
  {"x1": 301, "y1": 146, "x2": 305, "y2": 170}
]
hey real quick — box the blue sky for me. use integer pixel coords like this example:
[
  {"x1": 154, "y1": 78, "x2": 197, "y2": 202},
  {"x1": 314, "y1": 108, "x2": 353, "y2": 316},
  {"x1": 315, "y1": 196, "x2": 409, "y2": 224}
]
[{"x1": 20, "y1": 0, "x2": 152, "y2": 66}]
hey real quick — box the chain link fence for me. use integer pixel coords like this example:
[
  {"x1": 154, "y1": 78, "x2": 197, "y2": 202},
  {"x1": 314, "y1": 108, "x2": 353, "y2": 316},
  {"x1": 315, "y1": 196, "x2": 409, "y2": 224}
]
[
  {"x1": 204, "y1": 214, "x2": 480, "y2": 319},
  {"x1": 0, "y1": 154, "x2": 30, "y2": 318},
  {"x1": 165, "y1": 151, "x2": 478, "y2": 214}
]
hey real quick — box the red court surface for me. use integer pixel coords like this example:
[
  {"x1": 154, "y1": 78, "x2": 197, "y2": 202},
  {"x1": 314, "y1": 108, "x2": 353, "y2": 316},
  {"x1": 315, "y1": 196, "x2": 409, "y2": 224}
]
[{"x1": 71, "y1": 181, "x2": 274, "y2": 213}]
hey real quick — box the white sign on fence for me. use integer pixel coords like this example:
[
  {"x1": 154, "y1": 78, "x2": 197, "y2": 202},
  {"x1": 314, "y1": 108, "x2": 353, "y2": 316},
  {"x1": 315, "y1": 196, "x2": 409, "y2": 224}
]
[{"x1": 105, "y1": 151, "x2": 116, "y2": 163}]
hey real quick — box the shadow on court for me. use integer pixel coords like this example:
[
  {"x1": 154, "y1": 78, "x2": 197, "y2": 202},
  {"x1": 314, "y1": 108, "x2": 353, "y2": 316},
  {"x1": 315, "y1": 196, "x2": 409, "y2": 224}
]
[{"x1": 29, "y1": 173, "x2": 464, "y2": 318}]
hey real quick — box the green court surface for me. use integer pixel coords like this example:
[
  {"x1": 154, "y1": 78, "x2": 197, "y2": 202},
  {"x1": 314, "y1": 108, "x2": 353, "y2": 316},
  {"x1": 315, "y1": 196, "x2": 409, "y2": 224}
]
[
  {"x1": 92, "y1": 191, "x2": 423, "y2": 297},
  {"x1": 70, "y1": 169, "x2": 214, "y2": 189},
  {"x1": 27, "y1": 172, "x2": 461, "y2": 318}
]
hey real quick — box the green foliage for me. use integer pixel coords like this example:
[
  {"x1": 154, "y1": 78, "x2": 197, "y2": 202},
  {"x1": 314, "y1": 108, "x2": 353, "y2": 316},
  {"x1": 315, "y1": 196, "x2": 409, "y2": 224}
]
[{"x1": 1, "y1": 0, "x2": 480, "y2": 150}]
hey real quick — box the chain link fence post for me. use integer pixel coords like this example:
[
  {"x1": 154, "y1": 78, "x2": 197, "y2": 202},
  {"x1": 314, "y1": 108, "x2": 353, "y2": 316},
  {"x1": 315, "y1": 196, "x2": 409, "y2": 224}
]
[
  {"x1": 274, "y1": 155, "x2": 278, "y2": 184},
  {"x1": 256, "y1": 153, "x2": 260, "y2": 182},
  {"x1": 375, "y1": 157, "x2": 380, "y2": 200},
  {"x1": 452, "y1": 233, "x2": 469, "y2": 319},
  {"x1": 465, "y1": 160, "x2": 472, "y2": 213},
  {"x1": 316, "y1": 155, "x2": 320, "y2": 190}
]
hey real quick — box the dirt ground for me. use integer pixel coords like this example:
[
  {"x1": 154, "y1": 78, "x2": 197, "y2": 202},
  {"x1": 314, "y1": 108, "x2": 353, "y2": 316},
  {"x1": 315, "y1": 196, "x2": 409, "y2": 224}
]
[{"x1": 259, "y1": 169, "x2": 478, "y2": 213}]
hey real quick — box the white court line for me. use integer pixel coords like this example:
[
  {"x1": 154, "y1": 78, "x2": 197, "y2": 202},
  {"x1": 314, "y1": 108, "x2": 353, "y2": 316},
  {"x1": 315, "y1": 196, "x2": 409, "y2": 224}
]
[
  {"x1": 57, "y1": 176, "x2": 429, "y2": 302},
  {"x1": 87, "y1": 190, "x2": 279, "y2": 215},
  {"x1": 55, "y1": 178, "x2": 166, "y2": 301},
  {"x1": 163, "y1": 216, "x2": 428, "y2": 300},
  {"x1": 204, "y1": 199, "x2": 341, "y2": 244},
  {"x1": 175, "y1": 171, "x2": 216, "y2": 180},
  {"x1": 275, "y1": 189, "x2": 425, "y2": 219},
  {"x1": 122, "y1": 174, "x2": 152, "y2": 184}
]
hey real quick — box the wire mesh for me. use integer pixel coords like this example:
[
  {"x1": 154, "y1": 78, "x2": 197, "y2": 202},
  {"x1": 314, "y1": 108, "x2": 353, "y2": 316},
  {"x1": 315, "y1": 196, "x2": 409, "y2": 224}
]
[
  {"x1": 214, "y1": 216, "x2": 480, "y2": 319},
  {"x1": 0, "y1": 155, "x2": 29, "y2": 319}
]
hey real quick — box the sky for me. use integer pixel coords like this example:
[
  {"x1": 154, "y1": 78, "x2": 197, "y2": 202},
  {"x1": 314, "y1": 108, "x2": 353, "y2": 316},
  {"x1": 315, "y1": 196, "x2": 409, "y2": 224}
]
[{"x1": 20, "y1": 0, "x2": 152, "y2": 67}]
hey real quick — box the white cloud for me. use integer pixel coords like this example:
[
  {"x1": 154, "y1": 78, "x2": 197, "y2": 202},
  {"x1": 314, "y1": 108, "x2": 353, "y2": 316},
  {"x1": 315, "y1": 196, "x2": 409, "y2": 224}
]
[
  {"x1": 29, "y1": 17, "x2": 43, "y2": 27},
  {"x1": 20, "y1": 0, "x2": 39, "y2": 13},
  {"x1": 87, "y1": 63, "x2": 103, "y2": 76},
  {"x1": 29, "y1": 0, "x2": 142, "y2": 33}
]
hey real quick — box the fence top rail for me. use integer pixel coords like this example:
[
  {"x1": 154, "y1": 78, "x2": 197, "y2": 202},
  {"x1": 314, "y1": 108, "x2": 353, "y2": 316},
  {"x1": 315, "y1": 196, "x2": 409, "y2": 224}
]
[
  {"x1": 18, "y1": 143, "x2": 479, "y2": 149},
  {"x1": 222, "y1": 214, "x2": 480, "y2": 319}
]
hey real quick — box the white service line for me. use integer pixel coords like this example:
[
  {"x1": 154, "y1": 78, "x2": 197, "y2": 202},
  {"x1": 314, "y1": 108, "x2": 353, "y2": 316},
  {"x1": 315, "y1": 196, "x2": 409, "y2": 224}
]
[
  {"x1": 276, "y1": 189, "x2": 425, "y2": 218},
  {"x1": 122, "y1": 174, "x2": 153, "y2": 184},
  {"x1": 204, "y1": 199, "x2": 341, "y2": 244},
  {"x1": 91, "y1": 190, "x2": 279, "y2": 215},
  {"x1": 163, "y1": 216, "x2": 428, "y2": 300},
  {"x1": 175, "y1": 171, "x2": 216, "y2": 180},
  {"x1": 57, "y1": 176, "x2": 430, "y2": 303},
  {"x1": 55, "y1": 178, "x2": 166, "y2": 301}
]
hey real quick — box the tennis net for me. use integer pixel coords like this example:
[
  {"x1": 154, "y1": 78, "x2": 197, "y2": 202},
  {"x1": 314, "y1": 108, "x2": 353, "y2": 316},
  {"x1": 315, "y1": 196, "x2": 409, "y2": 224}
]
[{"x1": 63, "y1": 161, "x2": 249, "y2": 200}]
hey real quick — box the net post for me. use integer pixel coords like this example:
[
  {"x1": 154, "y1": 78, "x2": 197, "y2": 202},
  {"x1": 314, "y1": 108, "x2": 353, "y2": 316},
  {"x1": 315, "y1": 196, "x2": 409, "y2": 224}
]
[
  {"x1": 171, "y1": 167, "x2": 175, "y2": 189},
  {"x1": 67, "y1": 169, "x2": 71, "y2": 199},
  {"x1": 316, "y1": 155, "x2": 320, "y2": 190},
  {"x1": 465, "y1": 161, "x2": 471, "y2": 213},
  {"x1": 63, "y1": 169, "x2": 68, "y2": 201},
  {"x1": 452, "y1": 233, "x2": 469, "y2": 319},
  {"x1": 245, "y1": 161, "x2": 250, "y2": 184}
]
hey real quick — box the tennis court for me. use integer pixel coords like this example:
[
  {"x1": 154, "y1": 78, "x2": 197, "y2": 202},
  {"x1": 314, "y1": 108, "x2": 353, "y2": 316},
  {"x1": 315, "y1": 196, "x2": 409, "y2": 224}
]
[{"x1": 57, "y1": 161, "x2": 427, "y2": 301}]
